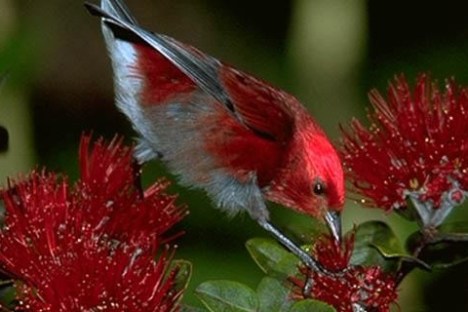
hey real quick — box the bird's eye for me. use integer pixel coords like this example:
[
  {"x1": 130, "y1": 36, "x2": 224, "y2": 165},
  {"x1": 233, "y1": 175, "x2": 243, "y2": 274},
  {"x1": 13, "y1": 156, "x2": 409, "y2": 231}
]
[{"x1": 313, "y1": 181, "x2": 326, "y2": 196}]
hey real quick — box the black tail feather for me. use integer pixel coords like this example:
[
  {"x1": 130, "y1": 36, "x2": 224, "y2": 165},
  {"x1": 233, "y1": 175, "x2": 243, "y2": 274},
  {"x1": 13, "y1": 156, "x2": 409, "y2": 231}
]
[{"x1": 84, "y1": 0, "x2": 231, "y2": 111}]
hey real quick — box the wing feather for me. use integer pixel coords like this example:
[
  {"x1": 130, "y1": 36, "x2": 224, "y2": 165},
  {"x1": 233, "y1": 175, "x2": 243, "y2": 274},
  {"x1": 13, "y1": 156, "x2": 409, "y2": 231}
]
[
  {"x1": 85, "y1": 0, "x2": 297, "y2": 144},
  {"x1": 86, "y1": 0, "x2": 303, "y2": 216},
  {"x1": 220, "y1": 66, "x2": 296, "y2": 143}
]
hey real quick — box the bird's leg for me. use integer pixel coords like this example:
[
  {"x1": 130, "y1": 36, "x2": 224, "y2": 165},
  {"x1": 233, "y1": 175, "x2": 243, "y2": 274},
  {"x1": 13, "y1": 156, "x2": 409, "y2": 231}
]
[
  {"x1": 257, "y1": 219, "x2": 352, "y2": 297},
  {"x1": 247, "y1": 186, "x2": 343, "y2": 288}
]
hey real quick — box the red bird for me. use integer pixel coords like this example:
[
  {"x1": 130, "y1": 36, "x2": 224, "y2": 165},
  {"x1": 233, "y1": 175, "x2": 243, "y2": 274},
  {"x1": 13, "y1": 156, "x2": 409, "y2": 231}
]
[{"x1": 86, "y1": 0, "x2": 344, "y2": 273}]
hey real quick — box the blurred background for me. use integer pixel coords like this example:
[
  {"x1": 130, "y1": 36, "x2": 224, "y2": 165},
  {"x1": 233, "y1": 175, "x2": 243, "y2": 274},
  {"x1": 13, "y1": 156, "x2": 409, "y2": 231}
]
[{"x1": 0, "y1": 0, "x2": 467, "y2": 310}]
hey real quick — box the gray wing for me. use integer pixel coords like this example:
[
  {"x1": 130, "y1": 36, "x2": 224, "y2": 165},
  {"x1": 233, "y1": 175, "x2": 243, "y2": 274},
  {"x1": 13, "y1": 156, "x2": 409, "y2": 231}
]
[
  {"x1": 85, "y1": 0, "x2": 230, "y2": 107},
  {"x1": 85, "y1": 0, "x2": 272, "y2": 221}
]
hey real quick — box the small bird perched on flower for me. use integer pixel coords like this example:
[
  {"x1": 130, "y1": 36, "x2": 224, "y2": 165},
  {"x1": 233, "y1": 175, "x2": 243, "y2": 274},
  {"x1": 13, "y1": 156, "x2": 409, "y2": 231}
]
[{"x1": 85, "y1": 0, "x2": 345, "y2": 273}]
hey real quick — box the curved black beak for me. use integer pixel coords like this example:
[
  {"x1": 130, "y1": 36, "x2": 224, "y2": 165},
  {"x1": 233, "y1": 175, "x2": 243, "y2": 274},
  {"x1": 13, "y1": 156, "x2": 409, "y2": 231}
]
[{"x1": 324, "y1": 211, "x2": 342, "y2": 242}]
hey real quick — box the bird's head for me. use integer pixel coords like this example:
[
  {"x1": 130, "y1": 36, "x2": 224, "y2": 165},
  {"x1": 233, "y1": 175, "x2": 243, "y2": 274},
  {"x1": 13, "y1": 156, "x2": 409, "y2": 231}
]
[{"x1": 265, "y1": 127, "x2": 345, "y2": 241}]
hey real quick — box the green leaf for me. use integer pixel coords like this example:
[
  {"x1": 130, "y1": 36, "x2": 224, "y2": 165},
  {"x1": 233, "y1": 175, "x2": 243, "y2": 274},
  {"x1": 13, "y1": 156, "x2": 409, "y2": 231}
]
[
  {"x1": 246, "y1": 238, "x2": 299, "y2": 279},
  {"x1": 438, "y1": 222, "x2": 468, "y2": 234},
  {"x1": 170, "y1": 259, "x2": 192, "y2": 295},
  {"x1": 0, "y1": 282, "x2": 15, "y2": 309},
  {"x1": 257, "y1": 277, "x2": 294, "y2": 312},
  {"x1": 371, "y1": 244, "x2": 429, "y2": 270},
  {"x1": 407, "y1": 222, "x2": 468, "y2": 269},
  {"x1": 395, "y1": 205, "x2": 418, "y2": 222},
  {"x1": 195, "y1": 280, "x2": 259, "y2": 312},
  {"x1": 350, "y1": 221, "x2": 405, "y2": 271},
  {"x1": 284, "y1": 218, "x2": 327, "y2": 245},
  {"x1": 288, "y1": 299, "x2": 336, "y2": 312},
  {"x1": 181, "y1": 305, "x2": 209, "y2": 312}
]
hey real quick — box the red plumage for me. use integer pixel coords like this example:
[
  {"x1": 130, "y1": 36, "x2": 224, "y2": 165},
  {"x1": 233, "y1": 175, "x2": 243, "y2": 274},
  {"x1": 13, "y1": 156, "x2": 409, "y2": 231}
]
[
  {"x1": 87, "y1": 0, "x2": 344, "y2": 232},
  {"x1": 135, "y1": 44, "x2": 196, "y2": 105}
]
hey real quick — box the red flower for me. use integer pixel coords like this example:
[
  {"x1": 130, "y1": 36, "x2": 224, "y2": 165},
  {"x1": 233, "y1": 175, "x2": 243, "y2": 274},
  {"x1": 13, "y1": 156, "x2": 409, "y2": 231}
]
[
  {"x1": 0, "y1": 135, "x2": 185, "y2": 311},
  {"x1": 291, "y1": 235, "x2": 398, "y2": 312},
  {"x1": 341, "y1": 74, "x2": 468, "y2": 225},
  {"x1": 76, "y1": 136, "x2": 186, "y2": 251}
]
